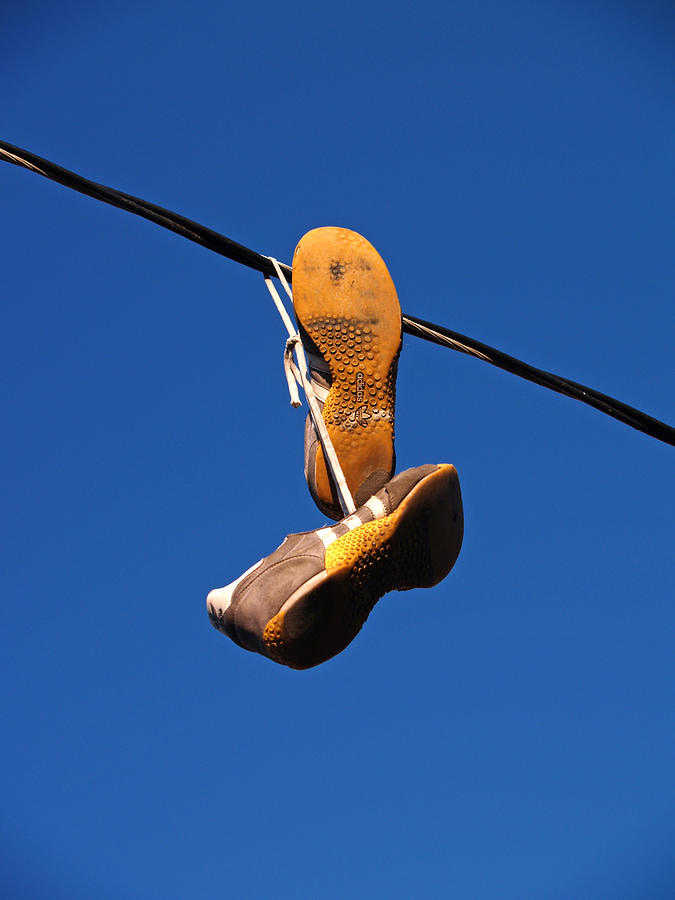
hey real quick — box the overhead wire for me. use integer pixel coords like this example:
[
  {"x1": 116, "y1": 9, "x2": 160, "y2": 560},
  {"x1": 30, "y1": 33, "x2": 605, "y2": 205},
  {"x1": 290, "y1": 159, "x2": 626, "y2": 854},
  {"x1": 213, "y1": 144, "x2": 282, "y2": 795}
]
[
  {"x1": 401, "y1": 315, "x2": 675, "y2": 446},
  {"x1": 1, "y1": 139, "x2": 673, "y2": 448}
]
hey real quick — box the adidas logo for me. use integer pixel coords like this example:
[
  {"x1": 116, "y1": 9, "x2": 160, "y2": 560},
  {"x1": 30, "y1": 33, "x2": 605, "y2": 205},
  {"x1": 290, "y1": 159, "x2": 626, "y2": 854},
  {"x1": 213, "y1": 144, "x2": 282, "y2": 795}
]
[{"x1": 346, "y1": 404, "x2": 371, "y2": 427}]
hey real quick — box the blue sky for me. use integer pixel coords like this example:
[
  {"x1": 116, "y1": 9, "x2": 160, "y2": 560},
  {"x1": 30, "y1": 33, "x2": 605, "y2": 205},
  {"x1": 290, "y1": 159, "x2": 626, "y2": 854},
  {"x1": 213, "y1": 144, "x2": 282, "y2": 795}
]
[{"x1": 1, "y1": 2, "x2": 674, "y2": 898}]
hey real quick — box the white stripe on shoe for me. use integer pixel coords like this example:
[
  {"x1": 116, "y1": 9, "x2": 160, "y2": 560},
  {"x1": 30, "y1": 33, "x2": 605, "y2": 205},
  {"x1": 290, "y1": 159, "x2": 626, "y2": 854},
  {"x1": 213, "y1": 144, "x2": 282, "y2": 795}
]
[
  {"x1": 365, "y1": 495, "x2": 387, "y2": 519},
  {"x1": 316, "y1": 527, "x2": 340, "y2": 549},
  {"x1": 315, "y1": 498, "x2": 388, "y2": 550},
  {"x1": 315, "y1": 497, "x2": 387, "y2": 551},
  {"x1": 342, "y1": 512, "x2": 365, "y2": 530}
]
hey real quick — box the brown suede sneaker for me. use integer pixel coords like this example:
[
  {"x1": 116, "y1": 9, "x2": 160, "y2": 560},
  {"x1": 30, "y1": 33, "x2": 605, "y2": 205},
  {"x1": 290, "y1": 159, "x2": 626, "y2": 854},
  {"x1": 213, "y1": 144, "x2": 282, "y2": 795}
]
[
  {"x1": 207, "y1": 464, "x2": 463, "y2": 669},
  {"x1": 292, "y1": 227, "x2": 402, "y2": 520}
]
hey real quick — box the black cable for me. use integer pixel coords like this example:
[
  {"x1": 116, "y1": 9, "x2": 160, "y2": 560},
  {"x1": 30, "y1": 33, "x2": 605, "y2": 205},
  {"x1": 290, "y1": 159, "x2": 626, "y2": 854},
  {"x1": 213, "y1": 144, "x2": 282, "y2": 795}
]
[
  {"x1": 2, "y1": 139, "x2": 673, "y2": 448},
  {"x1": 0, "y1": 140, "x2": 292, "y2": 281},
  {"x1": 402, "y1": 315, "x2": 675, "y2": 446}
]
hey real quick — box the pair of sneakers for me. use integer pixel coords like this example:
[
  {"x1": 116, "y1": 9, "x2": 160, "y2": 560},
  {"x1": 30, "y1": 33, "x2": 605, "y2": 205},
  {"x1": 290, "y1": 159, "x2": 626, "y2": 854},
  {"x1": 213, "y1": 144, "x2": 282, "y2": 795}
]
[{"x1": 207, "y1": 227, "x2": 464, "y2": 669}]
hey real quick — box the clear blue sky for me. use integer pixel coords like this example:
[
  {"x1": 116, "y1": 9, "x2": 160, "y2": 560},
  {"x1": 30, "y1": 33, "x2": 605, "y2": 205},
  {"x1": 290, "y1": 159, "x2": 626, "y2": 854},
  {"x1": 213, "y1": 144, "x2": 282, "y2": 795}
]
[{"x1": 2, "y1": 2, "x2": 674, "y2": 898}]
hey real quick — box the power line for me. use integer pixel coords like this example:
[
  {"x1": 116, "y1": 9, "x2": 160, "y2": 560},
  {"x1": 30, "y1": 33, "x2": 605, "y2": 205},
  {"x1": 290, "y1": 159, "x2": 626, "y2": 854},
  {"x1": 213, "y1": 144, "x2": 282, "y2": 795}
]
[
  {"x1": 1, "y1": 139, "x2": 673, "y2": 448},
  {"x1": 402, "y1": 316, "x2": 675, "y2": 445},
  {"x1": 0, "y1": 141, "x2": 287, "y2": 280}
]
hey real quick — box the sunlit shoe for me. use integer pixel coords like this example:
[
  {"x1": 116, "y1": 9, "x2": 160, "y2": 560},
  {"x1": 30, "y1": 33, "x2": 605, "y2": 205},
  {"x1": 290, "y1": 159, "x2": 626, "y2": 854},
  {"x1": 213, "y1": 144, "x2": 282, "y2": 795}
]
[
  {"x1": 207, "y1": 463, "x2": 463, "y2": 669},
  {"x1": 292, "y1": 226, "x2": 402, "y2": 520}
]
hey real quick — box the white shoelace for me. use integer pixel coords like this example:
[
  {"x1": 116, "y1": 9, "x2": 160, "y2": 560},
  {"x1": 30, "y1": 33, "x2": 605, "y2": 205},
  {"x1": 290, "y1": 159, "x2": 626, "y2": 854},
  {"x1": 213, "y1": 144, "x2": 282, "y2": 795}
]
[{"x1": 263, "y1": 259, "x2": 356, "y2": 517}]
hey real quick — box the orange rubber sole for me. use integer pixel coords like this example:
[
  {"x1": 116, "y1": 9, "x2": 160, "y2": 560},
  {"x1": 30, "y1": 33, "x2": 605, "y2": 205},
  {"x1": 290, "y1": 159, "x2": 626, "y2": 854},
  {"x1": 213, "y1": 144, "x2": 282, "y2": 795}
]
[
  {"x1": 292, "y1": 227, "x2": 402, "y2": 513},
  {"x1": 263, "y1": 464, "x2": 463, "y2": 669}
]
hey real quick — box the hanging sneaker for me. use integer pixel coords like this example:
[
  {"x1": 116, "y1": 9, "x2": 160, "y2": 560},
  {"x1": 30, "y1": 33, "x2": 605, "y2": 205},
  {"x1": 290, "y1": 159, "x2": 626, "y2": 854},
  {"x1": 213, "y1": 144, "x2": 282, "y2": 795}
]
[
  {"x1": 207, "y1": 463, "x2": 463, "y2": 669},
  {"x1": 292, "y1": 226, "x2": 402, "y2": 520}
]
